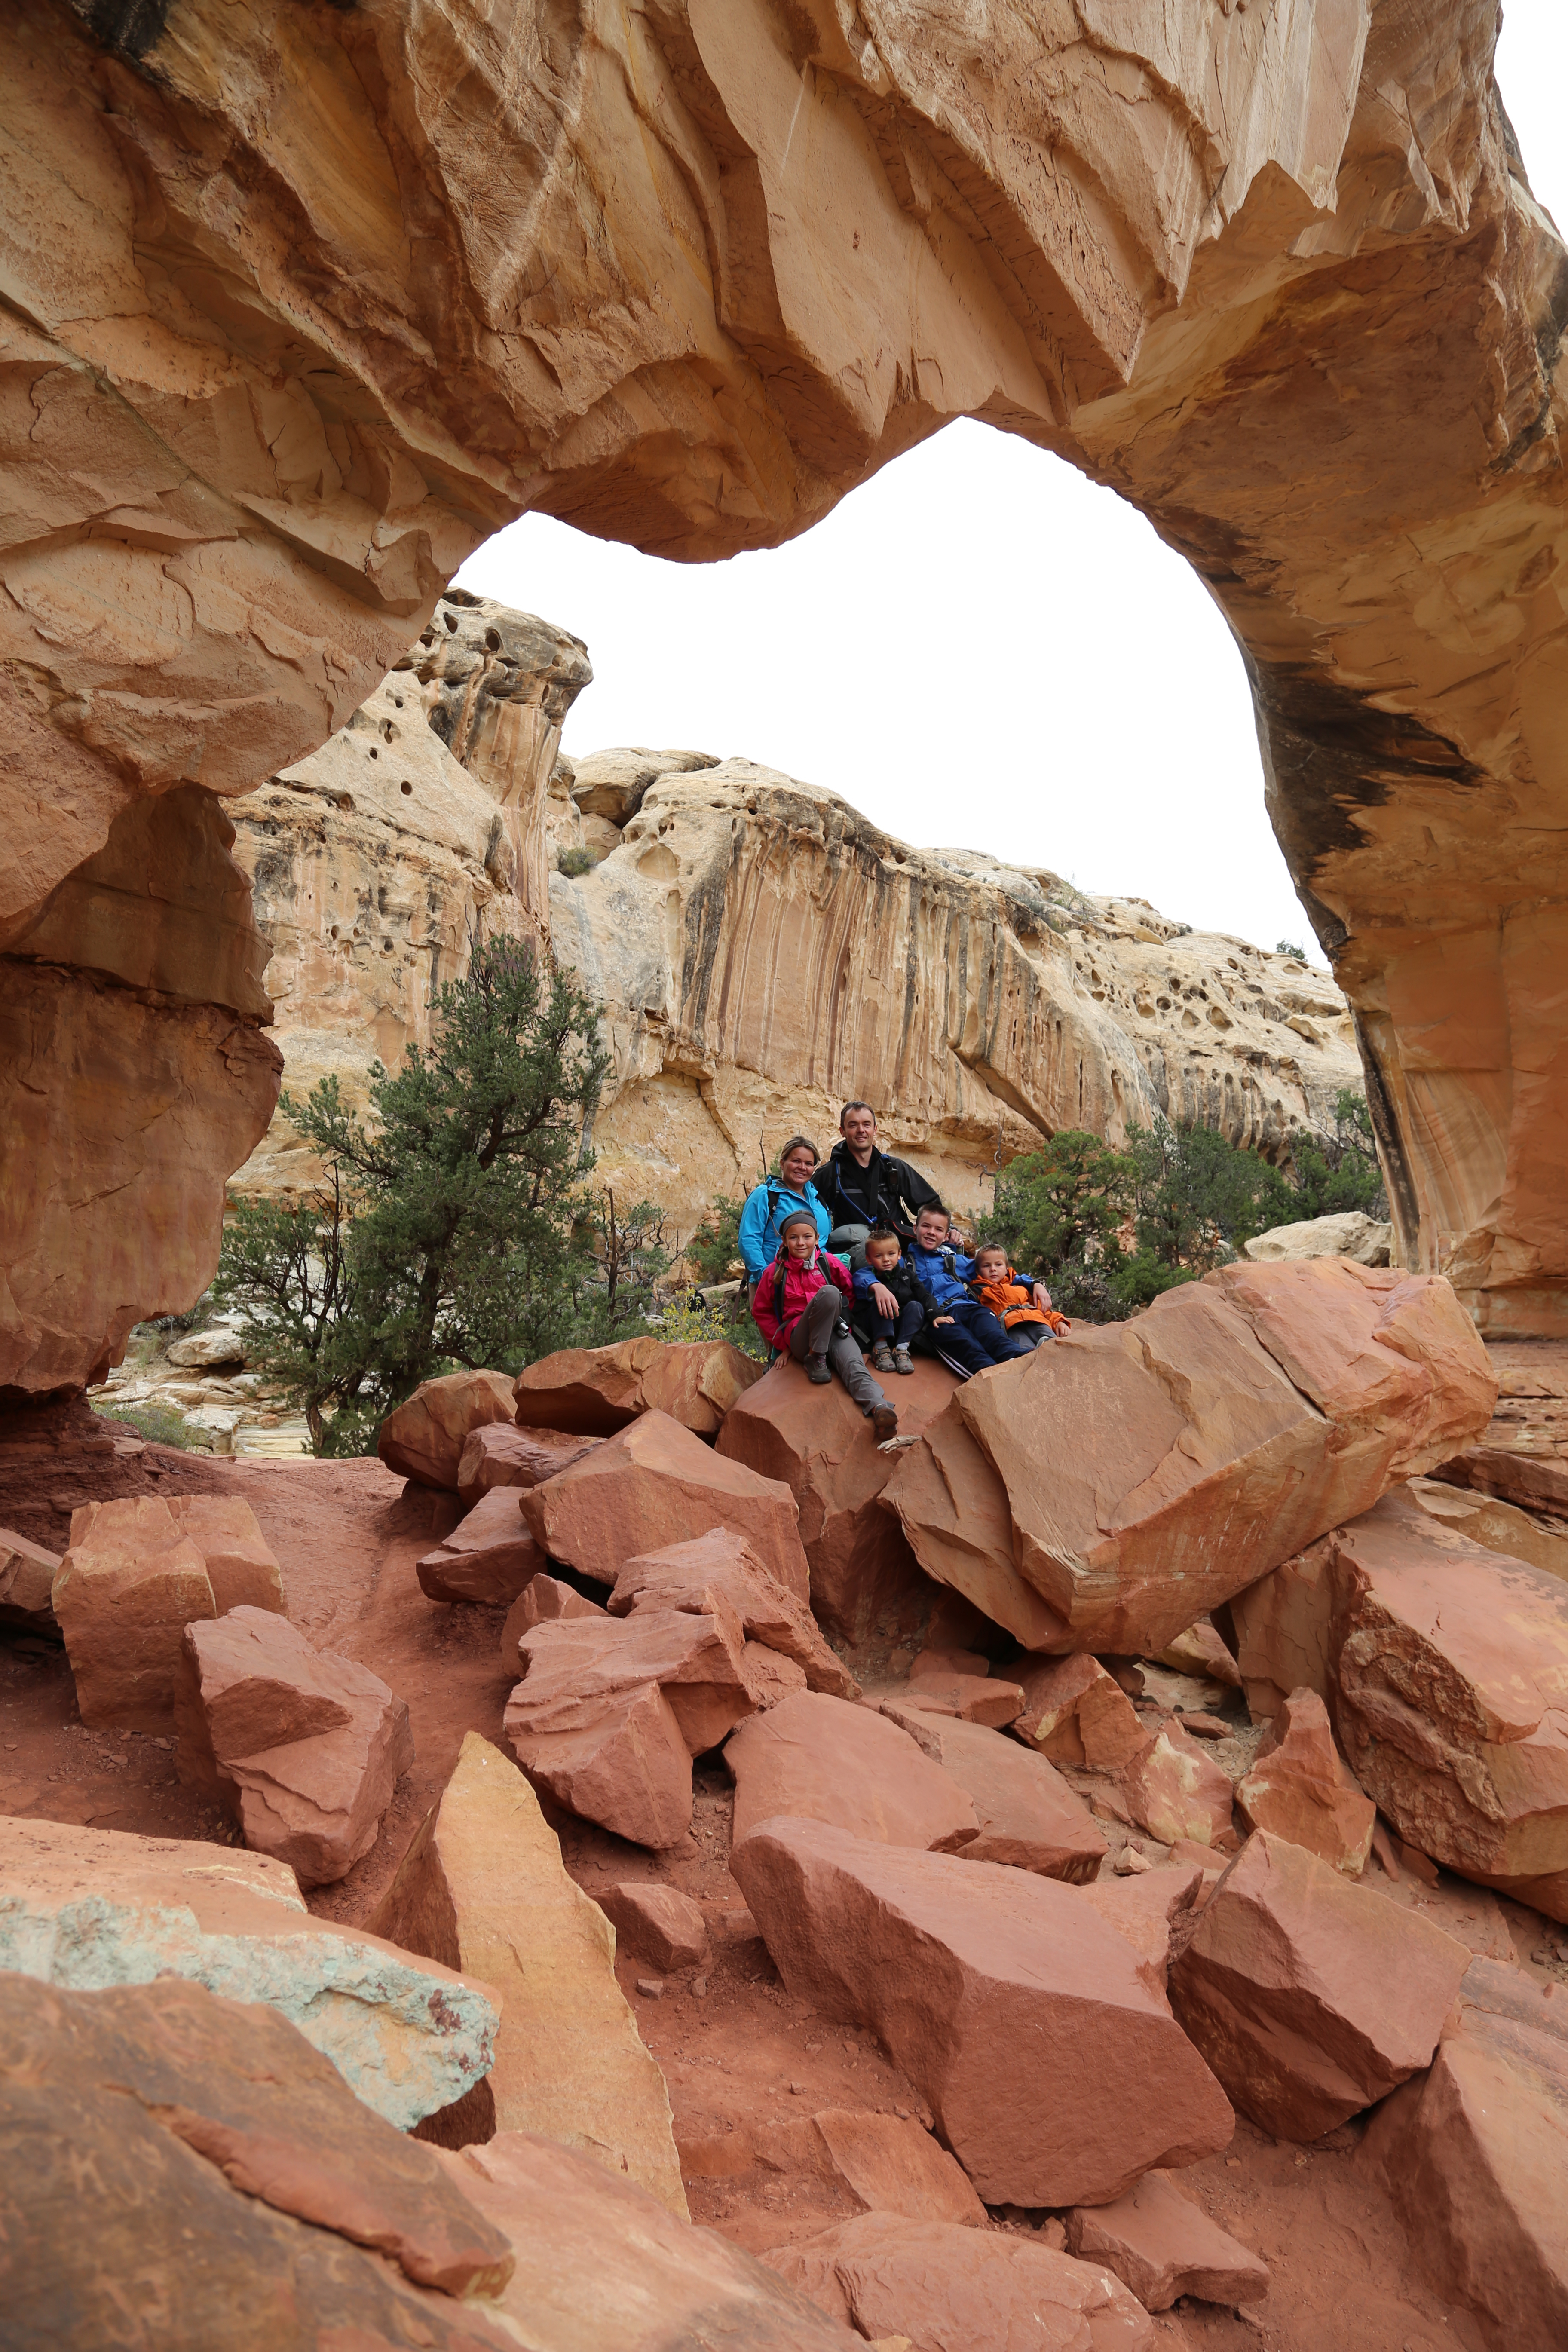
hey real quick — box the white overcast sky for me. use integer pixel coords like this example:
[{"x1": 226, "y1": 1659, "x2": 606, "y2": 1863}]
[{"x1": 456, "y1": 8, "x2": 1565, "y2": 959}]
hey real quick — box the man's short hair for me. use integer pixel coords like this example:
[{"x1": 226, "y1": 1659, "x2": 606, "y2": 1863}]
[
  {"x1": 915, "y1": 1201, "x2": 951, "y2": 1229},
  {"x1": 839, "y1": 1100, "x2": 876, "y2": 1129},
  {"x1": 775, "y1": 1134, "x2": 819, "y2": 1170},
  {"x1": 864, "y1": 1225, "x2": 901, "y2": 1250}
]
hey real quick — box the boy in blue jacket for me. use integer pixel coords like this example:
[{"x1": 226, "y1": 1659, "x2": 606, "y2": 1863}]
[
  {"x1": 850, "y1": 1225, "x2": 942, "y2": 1374},
  {"x1": 905, "y1": 1204, "x2": 1035, "y2": 1378}
]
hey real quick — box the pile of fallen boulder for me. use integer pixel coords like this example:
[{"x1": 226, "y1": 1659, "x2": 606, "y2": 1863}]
[{"x1": 6, "y1": 1267, "x2": 1568, "y2": 2349}]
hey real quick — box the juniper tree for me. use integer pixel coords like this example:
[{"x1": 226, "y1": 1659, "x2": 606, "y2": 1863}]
[{"x1": 217, "y1": 940, "x2": 611, "y2": 1452}]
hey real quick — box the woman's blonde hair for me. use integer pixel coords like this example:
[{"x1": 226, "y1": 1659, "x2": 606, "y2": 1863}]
[{"x1": 775, "y1": 1134, "x2": 819, "y2": 1172}]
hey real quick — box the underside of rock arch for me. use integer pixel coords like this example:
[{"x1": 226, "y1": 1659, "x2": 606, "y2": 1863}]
[{"x1": 3, "y1": 0, "x2": 1566, "y2": 1390}]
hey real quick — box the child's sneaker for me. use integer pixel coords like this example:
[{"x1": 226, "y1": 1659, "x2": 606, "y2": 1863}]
[
  {"x1": 891, "y1": 1345, "x2": 915, "y2": 1375},
  {"x1": 806, "y1": 1353, "x2": 832, "y2": 1385},
  {"x1": 870, "y1": 1341, "x2": 895, "y2": 1374},
  {"x1": 869, "y1": 1403, "x2": 899, "y2": 1442}
]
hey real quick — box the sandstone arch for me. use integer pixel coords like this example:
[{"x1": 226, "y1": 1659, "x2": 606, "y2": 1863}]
[{"x1": 2, "y1": 0, "x2": 1564, "y2": 1390}]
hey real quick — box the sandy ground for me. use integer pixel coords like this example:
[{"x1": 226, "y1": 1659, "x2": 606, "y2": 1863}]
[{"x1": 7, "y1": 1438, "x2": 1565, "y2": 2351}]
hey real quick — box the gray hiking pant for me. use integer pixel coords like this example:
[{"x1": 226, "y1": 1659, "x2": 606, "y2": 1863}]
[{"x1": 788, "y1": 1286, "x2": 888, "y2": 1412}]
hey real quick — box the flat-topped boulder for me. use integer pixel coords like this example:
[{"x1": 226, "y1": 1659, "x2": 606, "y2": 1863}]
[
  {"x1": 371, "y1": 1735, "x2": 686, "y2": 2212},
  {"x1": 377, "y1": 1370, "x2": 517, "y2": 1490},
  {"x1": 716, "y1": 1354, "x2": 958, "y2": 1641},
  {"x1": 175, "y1": 1606, "x2": 413, "y2": 1886},
  {"x1": 513, "y1": 1337, "x2": 763, "y2": 1437},
  {"x1": 0, "y1": 1814, "x2": 497, "y2": 2129},
  {"x1": 725, "y1": 1690, "x2": 977, "y2": 1853},
  {"x1": 456, "y1": 1421, "x2": 601, "y2": 1508},
  {"x1": 53, "y1": 1494, "x2": 285, "y2": 1731},
  {"x1": 522, "y1": 1411, "x2": 809, "y2": 1602},
  {"x1": 594, "y1": 1882, "x2": 709, "y2": 1974},
  {"x1": 876, "y1": 1701, "x2": 1106, "y2": 1882},
  {"x1": 1231, "y1": 1487, "x2": 1568, "y2": 1919},
  {"x1": 608, "y1": 1528, "x2": 858, "y2": 1698},
  {"x1": 416, "y1": 1487, "x2": 543, "y2": 1605},
  {"x1": 1170, "y1": 1829, "x2": 1469, "y2": 2140},
  {"x1": 732, "y1": 1815, "x2": 1234, "y2": 2206},
  {"x1": 882, "y1": 1262, "x2": 1495, "y2": 1654}
]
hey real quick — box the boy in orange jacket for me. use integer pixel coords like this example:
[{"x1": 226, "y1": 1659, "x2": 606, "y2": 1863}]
[{"x1": 968, "y1": 1243, "x2": 1070, "y2": 1349}]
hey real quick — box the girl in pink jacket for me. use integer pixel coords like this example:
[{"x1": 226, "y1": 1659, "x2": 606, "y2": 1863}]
[{"x1": 751, "y1": 1210, "x2": 898, "y2": 1440}]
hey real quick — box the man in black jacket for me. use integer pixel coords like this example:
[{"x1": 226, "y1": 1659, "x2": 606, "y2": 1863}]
[{"x1": 817, "y1": 1102, "x2": 943, "y2": 1262}]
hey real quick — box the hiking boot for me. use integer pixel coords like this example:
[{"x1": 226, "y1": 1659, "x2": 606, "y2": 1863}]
[
  {"x1": 869, "y1": 1402, "x2": 899, "y2": 1442},
  {"x1": 805, "y1": 1353, "x2": 832, "y2": 1385},
  {"x1": 891, "y1": 1345, "x2": 915, "y2": 1375},
  {"x1": 870, "y1": 1341, "x2": 895, "y2": 1374}
]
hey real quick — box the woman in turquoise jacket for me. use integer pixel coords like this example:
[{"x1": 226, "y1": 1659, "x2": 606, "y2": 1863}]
[{"x1": 737, "y1": 1136, "x2": 831, "y2": 1283}]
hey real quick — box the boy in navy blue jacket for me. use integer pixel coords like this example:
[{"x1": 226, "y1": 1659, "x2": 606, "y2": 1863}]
[
  {"x1": 850, "y1": 1226, "x2": 941, "y2": 1374},
  {"x1": 904, "y1": 1205, "x2": 1035, "y2": 1378}
]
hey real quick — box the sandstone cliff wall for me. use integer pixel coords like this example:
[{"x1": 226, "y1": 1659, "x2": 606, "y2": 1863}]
[
  {"x1": 231, "y1": 612, "x2": 1360, "y2": 1240},
  {"x1": 4, "y1": 0, "x2": 1565, "y2": 1378}
]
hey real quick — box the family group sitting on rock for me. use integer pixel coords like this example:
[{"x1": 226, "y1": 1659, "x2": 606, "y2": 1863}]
[{"x1": 738, "y1": 1101, "x2": 1068, "y2": 1441}]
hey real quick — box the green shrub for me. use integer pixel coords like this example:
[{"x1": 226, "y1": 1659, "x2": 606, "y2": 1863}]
[
  {"x1": 97, "y1": 1400, "x2": 211, "y2": 1452},
  {"x1": 215, "y1": 940, "x2": 612, "y2": 1453},
  {"x1": 557, "y1": 846, "x2": 597, "y2": 877},
  {"x1": 1275, "y1": 938, "x2": 1309, "y2": 960}
]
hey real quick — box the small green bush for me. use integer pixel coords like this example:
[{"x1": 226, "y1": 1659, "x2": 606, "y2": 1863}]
[
  {"x1": 557, "y1": 846, "x2": 597, "y2": 877},
  {"x1": 98, "y1": 1400, "x2": 211, "y2": 1451},
  {"x1": 1275, "y1": 938, "x2": 1309, "y2": 961}
]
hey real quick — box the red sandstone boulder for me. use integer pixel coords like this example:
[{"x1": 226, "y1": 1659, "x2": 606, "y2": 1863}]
[
  {"x1": 54, "y1": 1494, "x2": 286, "y2": 1731},
  {"x1": 513, "y1": 1337, "x2": 763, "y2": 1438},
  {"x1": 500, "y1": 1573, "x2": 606, "y2": 1663},
  {"x1": 737, "y1": 1643, "x2": 809, "y2": 1708},
  {"x1": 523, "y1": 1412, "x2": 810, "y2": 1603},
  {"x1": 503, "y1": 1610, "x2": 755, "y2": 1846},
  {"x1": 1080, "y1": 1866, "x2": 1209, "y2": 1997},
  {"x1": 716, "y1": 1354, "x2": 959, "y2": 1641},
  {"x1": 901, "y1": 1669, "x2": 1025, "y2": 1728},
  {"x1": 595, "y1": 1882, "x2": 709, "y2": 1972},
  {"x1": 175, "y1": 1606, "x2": 413, "y2": 1886},
  {"x1": 1235, "y1": 1688, "x2": 1375, "y2": 1874},
  {"x1": 607, "y1": 1528, "x2": 858, "y2": 1698},
  {"x1": 1231, "y1": 1488, "x2": 1568, "y2": 1919},
  {"x1": 1066, "y1": 2170, "x2": 1270, "y2": 2312},
  {"x1": 377, "y1": 1369, "x2": 516, "y2": 1489},
  {"x1": 876, "y1": 1701, "x2": 1106, "y2": 1882},
  {"x1": 724, "y1": 1690, "x2": 977, "y2": 1853},
  {"x1": 0, "y1": 1973, "x2": 518, "y2": 2352},
  {"x1": 765, "y1": 2212, "x2": 1154, "y2": 2349},
  {"x1": 416, "y1": 1486, "x2": 543, "y2": 1605},
  {"x1": 882, "y1": 1262, "x2": 1495, "y2": 1653},
  {"x1": 435, "y1": 2130, "x2": 859, "y2": 2350},
  {"x1": 0, "y1": 1524, "x2": 59, "y2": 1632},
  {"x1": 1121, "y1": 1718, "x2": 1236, "y2": 1850},
  {"x1": 1155, "y1": 1617, "x2": 1243, "y2": 1687},
  {"x1": 1169, "y1": 1829, "x2": 1469, "y2": 2139},
  {"x1": 794, "y1": 2109, "x2": 986, "y2": 2227},
  {"x1": 1361, "y1": 1959, "x2": 1568, "y2": 2352},
  {"x1": 731, "y1": 1816, "x2": 1234, "y2": 2205},
  {"x1": 1012, "y1": 1653, "x2": 1147, "y2": 1770},
  {"x1": 456, "y1": 1421, "x2": 601, "y2": 1509}
]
